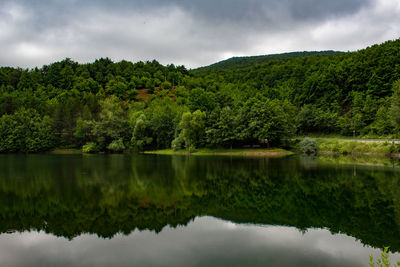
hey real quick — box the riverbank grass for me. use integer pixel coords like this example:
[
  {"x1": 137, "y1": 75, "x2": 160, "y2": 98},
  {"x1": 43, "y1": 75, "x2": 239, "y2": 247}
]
[{"x1": 316, "y1": 138, "x2": 400, "y2": 155}]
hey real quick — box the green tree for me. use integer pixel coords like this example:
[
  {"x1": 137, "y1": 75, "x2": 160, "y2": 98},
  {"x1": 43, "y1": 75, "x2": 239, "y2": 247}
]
[
  {"x1": 0, "y1": 108, "x2": 55, "y2": 152},
  {"x1": 173, "y1": 110, "x2": 206, "y2": 150},
  {"x1": 131, "y1": 113, "x2": 153, "y2": 151},
  {"x1": 91, "y1": 96, "x2": 129, "y2": 151},
  {"x1": 74, "y1": 118, "x2": 93, "y2": 147},
  {"x1": 147, "y1": 99, "x2": 184, "y2": 149},
  {"x1": 187, "y1": 88, "x2": 216, "y2": 112},
  {"x1": 370, "y1": 104, "x2": 393, "y2": 136},
  {"x1": 73, "y1": 77, "x2": 101, "y2": 94},
  {"x1": 390, "y1": 80, "x2": 400, "y2": 132},
  {"x1": 242, "y1": 96, "x2": 294, "y2": 145},
  {"x1": 105, "y1": 76, "x2": 128, "y2": 99},
  {"x1": 206, "y1": 106, "x2": 238, "y2": 148}
]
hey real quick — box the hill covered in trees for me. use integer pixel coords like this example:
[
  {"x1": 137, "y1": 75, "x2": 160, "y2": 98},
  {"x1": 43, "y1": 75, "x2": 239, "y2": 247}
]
[
  {"x1": 197, "y1": 51, "x2": 342, "y2": 70},
  {"x1": 1, "y1": 39, "x2": 400, "y2": 152}
]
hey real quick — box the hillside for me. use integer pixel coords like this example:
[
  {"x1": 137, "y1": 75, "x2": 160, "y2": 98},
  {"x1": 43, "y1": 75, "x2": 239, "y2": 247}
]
[
  {"x1": 0, "y1": 39, "x2": 400, "y2": 152},
  {"x1": 197, "y1": 51, "x2": 342, "y2": 70}
]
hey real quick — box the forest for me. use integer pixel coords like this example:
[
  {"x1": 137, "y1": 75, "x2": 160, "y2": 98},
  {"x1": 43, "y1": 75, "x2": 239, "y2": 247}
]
[{"x1": 1, "y1": 39, "x2": 400, "y2": 152}]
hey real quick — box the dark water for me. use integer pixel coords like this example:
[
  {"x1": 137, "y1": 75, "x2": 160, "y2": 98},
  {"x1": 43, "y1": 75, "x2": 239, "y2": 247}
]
[{"x1": 1, "y1": 154, "x2": 400, "y2": 266}]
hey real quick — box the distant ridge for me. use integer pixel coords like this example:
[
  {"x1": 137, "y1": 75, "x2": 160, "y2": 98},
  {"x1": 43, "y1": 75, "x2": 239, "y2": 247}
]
[{"x1": 197, "y1": 50, "x2": 342, "y2": 70}]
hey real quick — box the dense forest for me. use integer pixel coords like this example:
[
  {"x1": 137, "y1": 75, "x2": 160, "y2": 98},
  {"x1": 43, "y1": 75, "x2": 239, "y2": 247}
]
[{"x1": 1, "y1": 39, "x2": 400, "y2": 152}]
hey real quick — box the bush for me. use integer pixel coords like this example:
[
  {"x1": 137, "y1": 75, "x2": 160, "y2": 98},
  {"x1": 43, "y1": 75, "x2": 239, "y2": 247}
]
[
  {"x1": 82, "y1": 142, "x2": 99, "y2": 153},
  {"x1": 127, "y1": 89, "x2": 138, "y2": 100},
  {"x1": 367, "y1": 246, "x2": 399, "y2": 267},
  {"x1": 390, "y1": 143, "x2": 400, "y2": 154},
  {"x1": 161, "y1": 81, "x2": 172, "y2": 90},
  {"x1": 107, "y1": 139, "x2": 125, "y2": 152},
  {"x1": 300, "y1": 138, "x2": 317, "y2": 155},
  {"x1": 340, "y1": 141, "x2": 357, "y2": 155}
]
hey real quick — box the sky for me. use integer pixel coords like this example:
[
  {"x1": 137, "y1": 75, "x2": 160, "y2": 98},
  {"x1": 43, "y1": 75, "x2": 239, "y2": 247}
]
[{"x1": 0, "y1": 0, "x2": 399, "y2": 69}]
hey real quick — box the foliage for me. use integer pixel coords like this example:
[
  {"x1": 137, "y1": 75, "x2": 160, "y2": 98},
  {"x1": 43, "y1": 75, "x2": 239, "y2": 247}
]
[
  {"x1": 131, "y1": 113, "x2": 153, "y2": 151},
  {"x1": 82, "y1": 142, "x2": 99, "y2": 153},
  {"x1": 107, "y1": 138, "x2": 125, "y2": 152},
  {"x1": 300, "y1": 138, "x2": 317, "y2": 154},
  {"x1": 1, "y1": 39, "x2": 400, "y2": 152},
  {"x1": 390, "y1": 80, "x2": 400, "y2": 132},
  {"x1": 368, "y1": 247, "x2": 400, "y2": 267},
  {"x1": 0, "y1": 108, "x2": 55, "y2": 152},
  {"x1": 91, "y1": 96, "x2": 129, "y2": 150},
  {"x1": 317, "y1": 139, "x2": 397, "y2": 154},
  {"x1": 173, "y1": 110, "x2": 206, "y2": 150}
]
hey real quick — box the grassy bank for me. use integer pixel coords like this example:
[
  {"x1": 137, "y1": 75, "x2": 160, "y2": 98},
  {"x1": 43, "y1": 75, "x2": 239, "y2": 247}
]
[
  {"x1": 300, "y1": 138, "x2": 400, "y2": 156},
  {"x1": 143, "y1": 148, "x2": 294, "y2": 157}
]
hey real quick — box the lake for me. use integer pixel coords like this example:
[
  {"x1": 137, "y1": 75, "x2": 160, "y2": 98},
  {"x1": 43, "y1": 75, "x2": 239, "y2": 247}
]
[{"x1": 0, "y1": 154, "x2": 400, "y2": 266}]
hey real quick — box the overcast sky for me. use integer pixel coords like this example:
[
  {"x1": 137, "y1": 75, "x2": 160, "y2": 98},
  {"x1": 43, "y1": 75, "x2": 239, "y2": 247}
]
[{"x1": 0, "y1": 0, "x2": 399, "y2": 69}]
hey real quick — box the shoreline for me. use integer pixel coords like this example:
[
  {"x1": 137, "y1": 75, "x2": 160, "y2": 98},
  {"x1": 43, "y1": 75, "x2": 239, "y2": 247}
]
[
  {"x1": 44, "y1": 148, "x2": 294, "y2": 157},
  {"x1": 142, "y1": 148, "x2": 294, "y2": 157},
  {"x1": 40, "y1": 139, "x2": 400, "y2": 158},
  {"x1": 44, "y1": 149, "x2": 400, "y2": 158}
]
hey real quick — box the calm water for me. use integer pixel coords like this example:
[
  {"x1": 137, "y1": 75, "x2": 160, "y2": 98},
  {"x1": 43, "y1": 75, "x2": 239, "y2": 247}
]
[{"x1": 0, "y1": 154, "x2": 400, "y2": 266}]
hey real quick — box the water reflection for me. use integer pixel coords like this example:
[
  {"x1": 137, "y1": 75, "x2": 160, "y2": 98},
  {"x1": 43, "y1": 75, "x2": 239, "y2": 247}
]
[
  {"x1": 0, "y1": 154, "x2": 400, "y2": 266},
  {"x1": 0, "y1": 217, "x2": 399, "y2": 267}
]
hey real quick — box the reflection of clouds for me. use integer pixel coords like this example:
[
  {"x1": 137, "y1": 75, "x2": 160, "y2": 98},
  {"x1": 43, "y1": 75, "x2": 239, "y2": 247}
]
[
  {"x1": 221, "y1": 221, "x2": 238, "y2": 230},
  {"x1": 0, "y1": 216, "x2": 399, "y2": 267},
  {"x1": 17, "y1": 230, "x2": 57, "y2": 246}
]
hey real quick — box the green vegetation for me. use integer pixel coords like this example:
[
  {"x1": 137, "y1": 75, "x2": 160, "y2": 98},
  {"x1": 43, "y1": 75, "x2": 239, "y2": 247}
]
[
  {"x1": 300, "y1": 138, "x2": 317, "y2": 154},
  {"x1": 316, "y1": 139, "x2": 400, "y2": 155},
  {"x1": 1, "y1": 39, "x2": 400, "y2": 152},
  {"x1": 367, "y1": 247, "x2": 400, "y2": 267}
]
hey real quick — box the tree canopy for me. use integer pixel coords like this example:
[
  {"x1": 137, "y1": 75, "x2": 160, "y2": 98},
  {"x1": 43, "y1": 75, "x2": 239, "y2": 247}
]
[{"x1": 1, "y1": 39, "x2": 400, "y2": 152}]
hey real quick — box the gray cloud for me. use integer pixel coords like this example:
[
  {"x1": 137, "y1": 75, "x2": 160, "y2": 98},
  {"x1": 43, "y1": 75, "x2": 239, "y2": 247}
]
[{"x1": 0, "y1": 0, "x2": 398, "y2": 68}]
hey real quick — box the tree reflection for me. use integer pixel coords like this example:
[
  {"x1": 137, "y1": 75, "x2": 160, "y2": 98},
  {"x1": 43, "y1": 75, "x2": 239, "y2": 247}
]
[{"x1": 0, "y1": 154, "x2": 399, "y2": 251}]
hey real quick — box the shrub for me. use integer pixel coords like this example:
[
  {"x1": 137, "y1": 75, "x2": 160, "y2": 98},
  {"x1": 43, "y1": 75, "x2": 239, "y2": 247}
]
[
  {"x1": 161, "y1": 81, "x2": 172, "y2": 90},
  {"x1": 127, "y1": 89, "x2": 138, "y2": 100},
  {"x1": 300, "y1": 138, "x2": 317, "y2": 155},
  {"x1": 82, "y1": 142, "x2": 99, "y2": 153},
  {"x1": 340, "y1": 141, "x2": 357, "y2": 155},
  {"x1": 107, "y1": 139, "x2": 125, "y2": 152},
  {"x1": 390, "y1": 143, "x2": 400, "y2": 154},
  {"x1": 367, "y1": 246, "x2": 399, "y2": 267},
  {"x1": 331, "y1": 140, "x2": 340, "y2": 153}
]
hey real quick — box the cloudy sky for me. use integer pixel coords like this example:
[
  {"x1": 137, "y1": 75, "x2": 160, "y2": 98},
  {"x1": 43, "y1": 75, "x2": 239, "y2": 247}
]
[{"x1": 1, "y1": 0, "x2": 399, "y2": 69}]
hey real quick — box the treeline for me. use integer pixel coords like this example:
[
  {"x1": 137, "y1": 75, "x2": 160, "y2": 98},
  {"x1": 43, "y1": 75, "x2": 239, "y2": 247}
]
[{"x1": 1, "y1": 39, "x2": 400, "y2": 152}]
